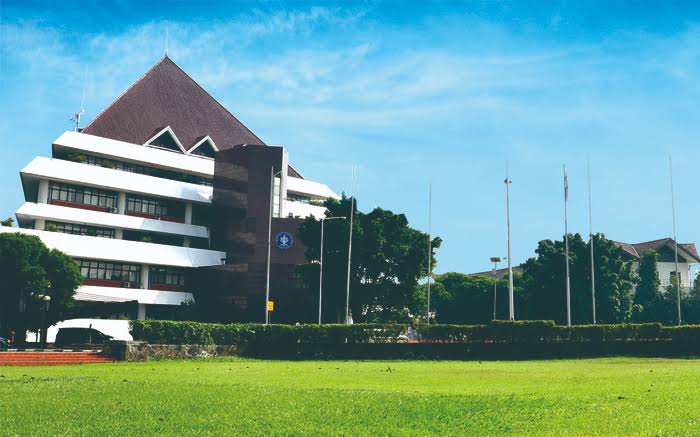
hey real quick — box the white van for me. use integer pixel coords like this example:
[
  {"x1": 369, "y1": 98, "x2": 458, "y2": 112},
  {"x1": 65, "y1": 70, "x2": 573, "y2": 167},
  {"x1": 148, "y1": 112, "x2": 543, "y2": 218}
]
[{"x1": 27, "y1": 319, "x2": 132, "y2": 343}]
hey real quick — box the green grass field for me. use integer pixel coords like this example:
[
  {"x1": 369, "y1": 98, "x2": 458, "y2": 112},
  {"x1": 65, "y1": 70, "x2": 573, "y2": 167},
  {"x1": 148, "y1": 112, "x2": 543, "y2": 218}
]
[{"x1": 1, "y1": 357, "x2": 699, "y2": 435}]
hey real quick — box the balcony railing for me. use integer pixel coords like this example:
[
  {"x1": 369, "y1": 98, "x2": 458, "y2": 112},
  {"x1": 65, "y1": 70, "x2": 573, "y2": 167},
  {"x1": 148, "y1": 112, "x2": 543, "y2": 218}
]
[
  {"x1": 82, "y1": 278, "x2": 139, "y2": 288},
  {"x1": 126, "y1": 210, "x2": 184, "y2": 223},
  {"x1": 49, "y1": 199, "x2": 114, "y2": 213}
]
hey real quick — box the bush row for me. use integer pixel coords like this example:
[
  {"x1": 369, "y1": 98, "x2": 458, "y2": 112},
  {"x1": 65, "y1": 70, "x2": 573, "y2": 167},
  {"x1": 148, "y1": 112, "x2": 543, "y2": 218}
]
[
  {"x1": 129, "y1": 320, "x2": 700, "y2": 346},
  {"x1": 129, "y1": 321, "x2": 406, "y2": 346}
]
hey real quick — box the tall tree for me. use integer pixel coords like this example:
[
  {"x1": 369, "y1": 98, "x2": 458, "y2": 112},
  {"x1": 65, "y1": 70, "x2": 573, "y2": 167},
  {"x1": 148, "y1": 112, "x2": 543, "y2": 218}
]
[
  {"x1": 0, "y1": 234, "x2": 82, "y2": 343},
  {"x1": 297, "y1": 195, "x2": 441, "y2": 323},
  {"x1": 420, "y1": 271, "x2": 523, "y2": 324},
  {"x1": 520, "y1": 233, "x2": 636, "y2": 324},
  {"x1": 632, "y1": 251, "x2": 662, "y2": 322}
]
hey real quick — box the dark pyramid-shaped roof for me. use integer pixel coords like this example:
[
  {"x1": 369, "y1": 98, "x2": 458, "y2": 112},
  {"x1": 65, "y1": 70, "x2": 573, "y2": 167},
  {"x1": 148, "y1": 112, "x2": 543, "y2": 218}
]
[{"x1": 83, "y1": 55, "x2": 265, "y2": 149}]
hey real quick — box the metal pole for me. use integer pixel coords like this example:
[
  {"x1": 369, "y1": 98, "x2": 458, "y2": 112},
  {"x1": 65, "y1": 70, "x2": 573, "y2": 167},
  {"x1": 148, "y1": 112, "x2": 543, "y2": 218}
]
[
  {"x1": 319, "y1": 218, "x2": 325, "y2": 325},
  {"x1": 493, "y1": 259, "x2": 499, "y2": 320},
  {"x1": 505, "y1": 164, "x2": 514, "y2": 320},
  {"x1": 345, "y1": 165, "x2": 356, "y2": 324},
  {"x1": 265, "y1": 166, "x2": 274, "y2": 324},
  {"x1": 588, "y1": 158, "x2": 596, "y2": 324},
  {"x1": 564, "y1": 164, "x2": 571, "y2": 326},
  {"x1": 670, "y1": 156, "x2": 681, "y2": 326},
  {"x1": 427, "y1": 177, "x2": 432, "y2": 324}
]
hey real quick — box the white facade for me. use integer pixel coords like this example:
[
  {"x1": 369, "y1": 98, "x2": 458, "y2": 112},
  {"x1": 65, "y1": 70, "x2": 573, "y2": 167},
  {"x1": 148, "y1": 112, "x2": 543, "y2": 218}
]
[
  {"x1": 628, "y1": 260, "x2": 693, "y2": 291},
  {"x1": 5, "y1": 131, "x2": 338, "y2": 320}
]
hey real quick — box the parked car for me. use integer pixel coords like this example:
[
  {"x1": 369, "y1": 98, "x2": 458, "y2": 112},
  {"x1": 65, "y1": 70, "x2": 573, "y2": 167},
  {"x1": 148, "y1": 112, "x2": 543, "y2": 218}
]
[
  {"x1": 28, "y1": 319, "x2": 133, "y2": 344},
  {"x1": 0, "y1": 336, "x2": 8, "y2": 348},
  {"x1": 55, "y1": 327, "x2": 114, "y2": 347}
]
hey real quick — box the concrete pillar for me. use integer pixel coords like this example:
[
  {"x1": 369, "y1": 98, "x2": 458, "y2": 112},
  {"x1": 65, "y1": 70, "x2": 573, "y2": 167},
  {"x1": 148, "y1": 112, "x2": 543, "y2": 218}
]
[
  {"x1": 37, "y1": 180, "x2": 49, "y2": 204},
  {"x1": 137, "y1": 304, "x2": 147, "y2": 321},
  {"x1": 184, "y1": 202, "x2": 193, "y2": 224},
  {"x1": 138, "y1": 265, "x2": 149, "y2": 321},
  {"x1": 117, "y1": 192, "x2": 127, "y2": 214},
  {"x1": 279, "y1": 148, "x2": 289, "y2": 218},
  {"x1": 114, "y1": 228, "x2": 123, "y2": 239},
  {"x1": 34, "y1": 218, "x2": 45, "y2": 230},
  {"x1": 183, "y1": 236, "x2": 191, "y2": 247},
  {"x1": 140, "y1": 264, "x2": 150, "y2": 290}
]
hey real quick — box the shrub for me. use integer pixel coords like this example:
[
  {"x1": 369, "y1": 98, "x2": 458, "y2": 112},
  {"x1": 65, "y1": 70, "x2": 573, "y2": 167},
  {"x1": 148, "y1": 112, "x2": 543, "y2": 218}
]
[{"x1": 129, "y1": 320, "x2": 685, "y2": 347}]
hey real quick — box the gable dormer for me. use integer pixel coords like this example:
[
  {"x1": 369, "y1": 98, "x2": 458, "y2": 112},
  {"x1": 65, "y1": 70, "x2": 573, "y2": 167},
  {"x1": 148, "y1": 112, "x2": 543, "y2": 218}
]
[
  {"x1": 188, "y1": 136, "x2": 218, "y2": 159},
  {"x1": 144, "y1": 126, "x2": 186, "y2": 153}
]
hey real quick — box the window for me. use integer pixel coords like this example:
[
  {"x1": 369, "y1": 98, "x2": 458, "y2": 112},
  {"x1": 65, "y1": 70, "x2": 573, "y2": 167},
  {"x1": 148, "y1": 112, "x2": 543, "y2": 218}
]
[
  {"x1": 60, "y1": 151, "x2": 214, "y2": 187},
  {"x1": 48, "y1": 182, "x2": 117, "y2": 209},
  {"x1": 46, "y1": 221, "x2": 114, "y2": 238},
  {"x1": 146, "y1": 127, "x2": 184, "y2": 153},
  {"x1": 77, "y1": 259, "x2": 140, "y2": 286},
  {"x1": 288, "y1": 193, "x2": 313, "y2": 204},
  {"x1": 149, "y1": 266, "x2": 186, "y2": 288},
  {"x1": 192, "y1": 204, "x2": 213, "y2": 227},
  {"x1": 273, "y1": 176, "x2": 281, "y2": 218},
  {"x1": 127, "y1": 194, "x2": 171, "y2": 217},
  {"x1": 190, "y1": 140, "x2": 216, "y2": 158}
]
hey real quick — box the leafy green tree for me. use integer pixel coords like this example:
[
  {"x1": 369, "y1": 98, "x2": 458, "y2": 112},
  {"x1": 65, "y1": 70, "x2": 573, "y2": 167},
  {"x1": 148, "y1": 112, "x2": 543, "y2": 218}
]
[
  {"x1": 0, "y1": 234, "x2": 82, "y2": 344},
  {"x1": 632, "y1": 251, "x2": 662, "y2": 322},
  {"x1": 1, "y1": 217, "x2": 14, "y2": 227},
  {"x1": 520, "y1": 233, "x2": 636, "y2": 324},
  {"x1": 417, "y1": 271, "x2": 523, "y2": 324},
  {"x1": 297, "y1": 195, "x2": 440, "y2": 323}
]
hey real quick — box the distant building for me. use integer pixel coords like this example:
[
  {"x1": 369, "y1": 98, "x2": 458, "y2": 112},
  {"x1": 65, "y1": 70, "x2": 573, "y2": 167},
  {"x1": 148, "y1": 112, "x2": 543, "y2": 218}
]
[
  {"x1": 613, "y1": 238, "x2": 700, "y2": 290},
  {"x1": 471, "y1": 238, "x2": 700, "y2": 292},
  {"x1": 471, "y1": 265, "x2": 523, "y2": 278}
]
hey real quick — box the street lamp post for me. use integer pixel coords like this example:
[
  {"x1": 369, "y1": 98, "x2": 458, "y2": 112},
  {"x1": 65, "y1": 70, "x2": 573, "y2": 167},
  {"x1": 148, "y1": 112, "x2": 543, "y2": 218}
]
[
  {"x1": 490, "y1": 257, "x2": 502, "y2": 320},
  {"x1": 39, "y1": 294, "x2": 51, "y2": 348},
  {"x1": 265, "y1": 166, "x2": 283, "y2": 325},
  {"x1": 319, "y1": 216, "x2": 345, "y2": 325}
]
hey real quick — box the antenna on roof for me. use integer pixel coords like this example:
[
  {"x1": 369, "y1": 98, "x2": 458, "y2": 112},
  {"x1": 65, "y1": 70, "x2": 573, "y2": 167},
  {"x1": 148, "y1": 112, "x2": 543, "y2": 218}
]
[{"x1": 70, "y1": 78, "x2": 86, "y2": 132}]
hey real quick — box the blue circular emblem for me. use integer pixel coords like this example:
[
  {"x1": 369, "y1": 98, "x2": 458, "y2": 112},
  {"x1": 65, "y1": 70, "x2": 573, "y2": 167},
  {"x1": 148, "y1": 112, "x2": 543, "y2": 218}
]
[{"x1": 275, "y1": 232, "x2": 294, "y2": 250}]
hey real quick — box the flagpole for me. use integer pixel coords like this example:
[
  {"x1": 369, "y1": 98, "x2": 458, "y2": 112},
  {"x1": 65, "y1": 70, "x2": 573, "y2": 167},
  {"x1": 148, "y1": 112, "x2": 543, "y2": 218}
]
[
  {"x1": 505, "y1": 163, "x2": 514, "y2": 321},
  {"x1": 564, "y1": 164, "x2": 571, "y2": 326},
  {"x1": 670, "y1": 156, "x2": 681, "y2": 326},
  {"x1": 345, "y1": 165, "x2": 356, "y2": 324},
  {"x1": 588, "y1": 158, "x2": 596, "y2": 325},
  {"x1": 426, "y1": 177, "x2": 432, "y2": 324}
]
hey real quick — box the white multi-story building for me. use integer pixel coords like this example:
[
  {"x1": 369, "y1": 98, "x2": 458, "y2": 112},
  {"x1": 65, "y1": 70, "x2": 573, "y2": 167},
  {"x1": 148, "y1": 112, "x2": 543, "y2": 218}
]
[
  {"x1": 1, "y1": 56, "x2": 338, "y2": 321},
  {"x1": 615, "y1": 238, "x2": 700, "y2": 290}
]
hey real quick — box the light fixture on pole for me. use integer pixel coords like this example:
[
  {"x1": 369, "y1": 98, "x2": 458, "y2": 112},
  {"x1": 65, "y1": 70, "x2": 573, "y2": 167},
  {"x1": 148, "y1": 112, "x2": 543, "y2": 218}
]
[
  {"x1": 265, "y1": 165, "x2": 283, "y2": 325},
  {"x1": 319, "y1": 216, "x2": 345, "y2": 325},
  {"x1": 504, "y1": 163, "x2": 515, "y2": 321},
  {"x1": 490, "y1": 257, "x2": 502, "y2": 320}
]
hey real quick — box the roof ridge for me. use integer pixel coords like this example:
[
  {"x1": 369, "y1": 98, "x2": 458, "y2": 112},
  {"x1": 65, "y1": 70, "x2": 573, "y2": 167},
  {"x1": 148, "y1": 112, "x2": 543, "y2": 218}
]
[
  {"x1": 163, "y1": 57, "x2": 267, "y2": 147},
  {"x1": 631, "y1": 237, "x2": 672, "y2": 246},
  {"x1": 83, "y1": 55, "x2": 170, "y2": 132}
]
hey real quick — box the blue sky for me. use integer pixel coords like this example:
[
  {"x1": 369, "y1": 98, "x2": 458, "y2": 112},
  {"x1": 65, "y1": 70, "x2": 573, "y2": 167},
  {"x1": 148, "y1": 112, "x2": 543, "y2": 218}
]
[{"x1": 2, "y1": 1, "x2": 700, "y2": 274}]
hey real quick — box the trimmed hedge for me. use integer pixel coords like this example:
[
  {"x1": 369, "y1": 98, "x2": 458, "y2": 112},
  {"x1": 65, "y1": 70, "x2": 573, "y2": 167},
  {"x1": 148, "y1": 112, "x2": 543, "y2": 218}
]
[
  {"x1": 129, "y1": 321, "x2": 406, "y2": 346},
  {"x1": 128, "y1": 320, "x2": 700, "y2": 359},
  {"x1": 130, "y1": 320, "x2": 692, "y2": 345}
]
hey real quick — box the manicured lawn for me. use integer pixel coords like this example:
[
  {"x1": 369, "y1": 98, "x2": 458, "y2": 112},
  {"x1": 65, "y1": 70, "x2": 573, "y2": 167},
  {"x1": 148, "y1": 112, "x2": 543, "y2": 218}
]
[{"x1": 1, "y1": 357, "x2": 699, "y2": 435}]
